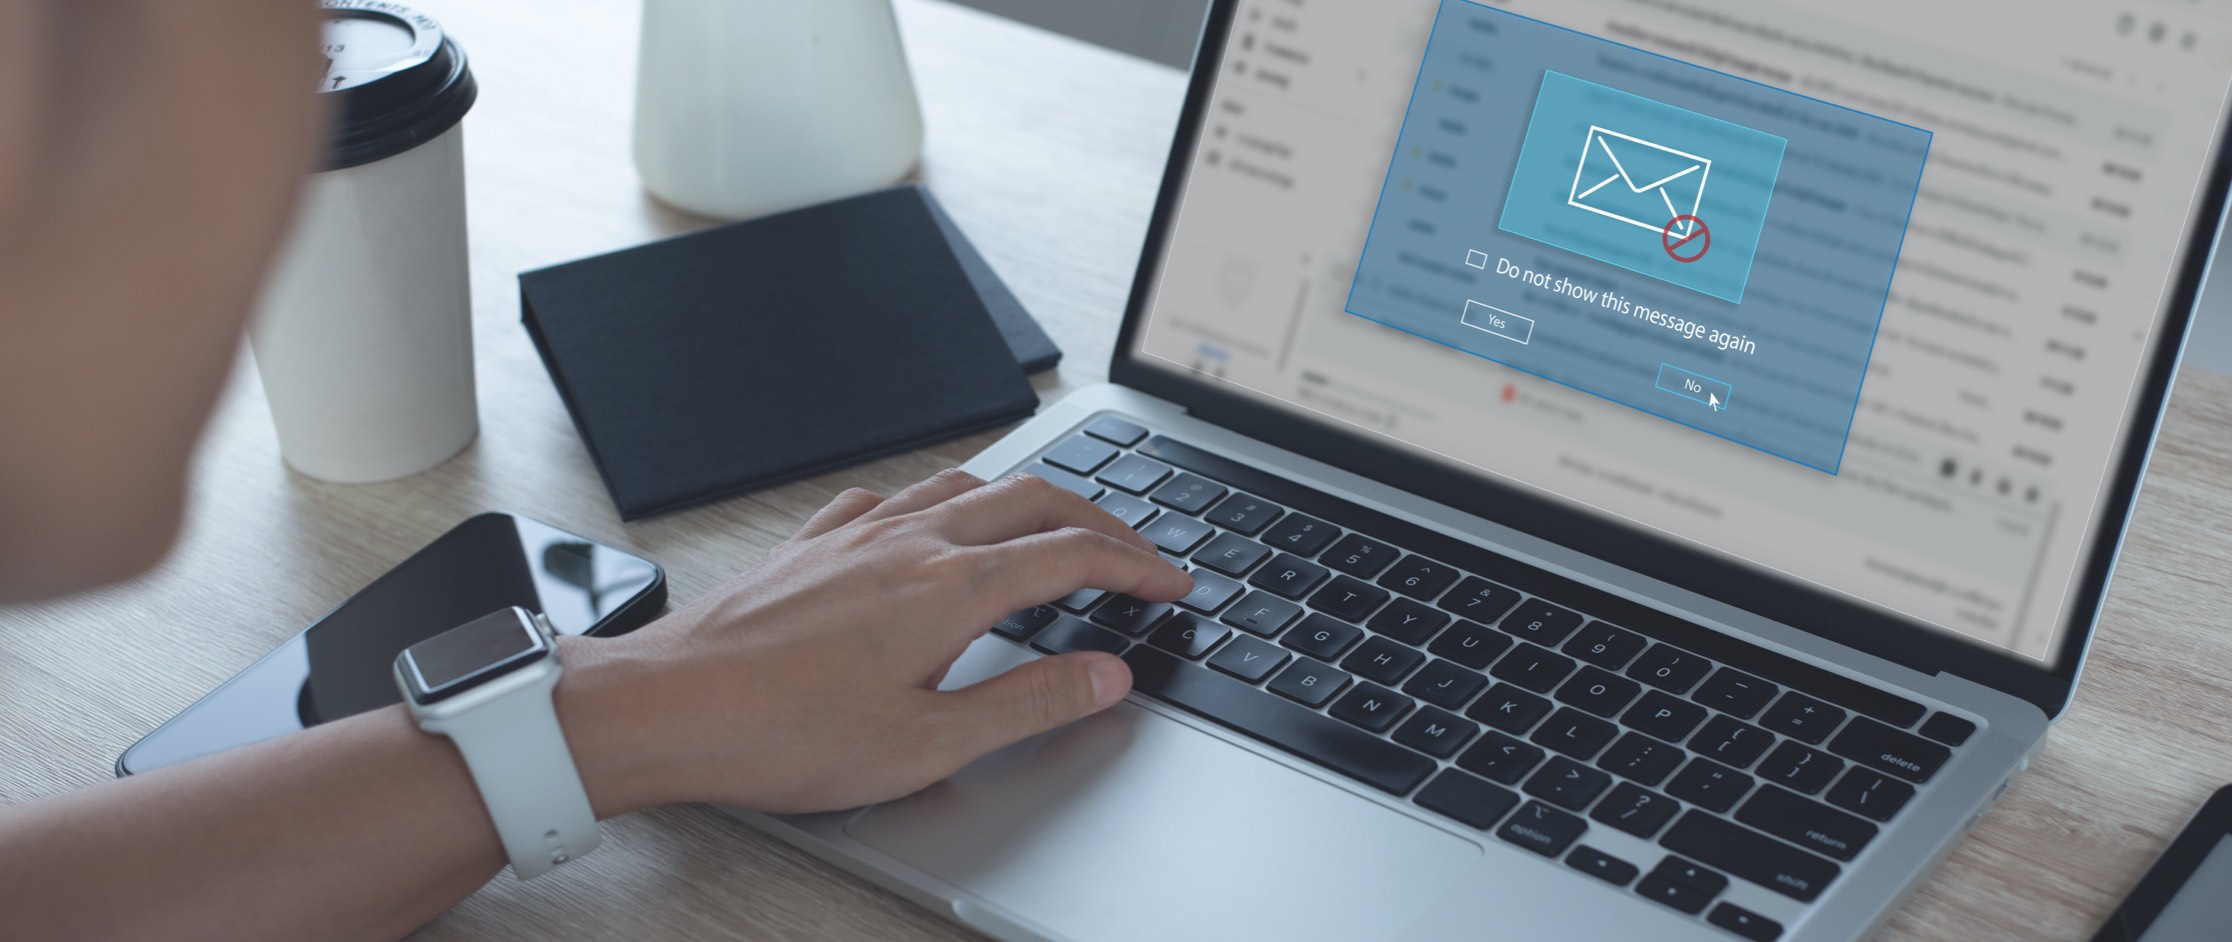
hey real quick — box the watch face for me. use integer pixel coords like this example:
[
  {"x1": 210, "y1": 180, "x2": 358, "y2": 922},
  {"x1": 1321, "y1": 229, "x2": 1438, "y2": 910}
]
[{"x1": 400, "y1": 608, "x2": 549, "y2": 703}]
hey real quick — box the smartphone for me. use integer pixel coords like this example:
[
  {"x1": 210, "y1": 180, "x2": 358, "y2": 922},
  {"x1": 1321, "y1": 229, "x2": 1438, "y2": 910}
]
[{"x1": 116, "y1": 512, "x2": 666, "y2": 776}]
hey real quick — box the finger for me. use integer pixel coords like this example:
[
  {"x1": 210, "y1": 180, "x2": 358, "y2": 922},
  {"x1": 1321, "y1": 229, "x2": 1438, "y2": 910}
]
[
  {"x1": 926, "y1": 652, "x2": 1132, "y2": 762},
  {"x1": 933, "y1": 473, "x2": 1158, "y2": 553},
  {"x1": 963, "y1": 527, "x2": 1191, "y2": 623},
  {"x1": 794, "y1": 487, "x2": 885, "y2": 540},
  {"x1": 855, "y1": 468, "x2": 989, "y2": 523}
]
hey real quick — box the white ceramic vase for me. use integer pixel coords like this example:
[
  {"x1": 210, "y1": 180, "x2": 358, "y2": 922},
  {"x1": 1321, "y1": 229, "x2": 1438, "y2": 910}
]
[{"x1": 633, "y1": 0, "x2": 926, "y2": 220}]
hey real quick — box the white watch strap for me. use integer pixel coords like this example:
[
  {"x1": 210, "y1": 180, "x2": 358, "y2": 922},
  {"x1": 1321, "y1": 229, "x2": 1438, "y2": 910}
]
[{"x1": 440, "y1": 678, "x2": 602, "y2": 880}]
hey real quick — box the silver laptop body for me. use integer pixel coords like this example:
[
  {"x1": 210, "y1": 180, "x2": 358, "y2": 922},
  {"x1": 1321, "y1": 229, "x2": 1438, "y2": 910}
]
[{"x1": 727, "y1": 2, "x2": 2232, "y2": 939}]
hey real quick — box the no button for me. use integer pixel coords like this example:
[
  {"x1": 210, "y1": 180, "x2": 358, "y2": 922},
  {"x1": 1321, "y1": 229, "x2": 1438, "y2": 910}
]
[
  {"x1": 1461, "y1": 300, "x2": 1534, "y2": 345},
  {"x1": 1655, "y1": 363, "x2": 1733, "y2": 412}
]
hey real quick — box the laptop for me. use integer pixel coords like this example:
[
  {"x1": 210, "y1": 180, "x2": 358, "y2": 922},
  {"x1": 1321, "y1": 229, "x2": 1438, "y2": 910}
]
[{"x1": 728, "y1": 1, "x2": 2232, "y2": 939}]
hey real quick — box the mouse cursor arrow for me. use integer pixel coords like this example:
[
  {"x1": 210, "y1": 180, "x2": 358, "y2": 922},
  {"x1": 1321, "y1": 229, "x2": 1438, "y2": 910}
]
[{"x1": 1708, "y1": 393, "x2": 1723, "y2": 412}]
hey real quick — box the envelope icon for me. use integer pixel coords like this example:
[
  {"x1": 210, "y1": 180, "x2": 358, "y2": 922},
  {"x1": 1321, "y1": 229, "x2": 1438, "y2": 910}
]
[{"x1": 1567, "y1": 126, "x2": 1711, "y2": 238}]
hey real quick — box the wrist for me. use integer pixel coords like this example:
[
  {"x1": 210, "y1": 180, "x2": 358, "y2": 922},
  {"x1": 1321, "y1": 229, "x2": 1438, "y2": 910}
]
[{"x1": 553, "y1": 633, "x2": 679, "y2": 818}]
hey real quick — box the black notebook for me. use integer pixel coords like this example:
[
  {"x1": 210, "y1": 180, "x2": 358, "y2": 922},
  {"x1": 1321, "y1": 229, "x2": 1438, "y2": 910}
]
[{"x1": 520, "y1": 186, "x2": 1044, "y2": 520}]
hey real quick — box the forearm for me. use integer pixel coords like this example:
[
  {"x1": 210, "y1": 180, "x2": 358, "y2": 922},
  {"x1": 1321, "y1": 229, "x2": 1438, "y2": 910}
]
[{"x1": 0, "y1": 638, "x2": 663, "y2": 942}]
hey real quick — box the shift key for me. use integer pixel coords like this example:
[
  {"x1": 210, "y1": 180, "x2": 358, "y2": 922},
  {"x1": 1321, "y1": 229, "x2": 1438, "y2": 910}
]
[{"x1": 1659, "y1": 810, "x2": 1840, "y2": 902}]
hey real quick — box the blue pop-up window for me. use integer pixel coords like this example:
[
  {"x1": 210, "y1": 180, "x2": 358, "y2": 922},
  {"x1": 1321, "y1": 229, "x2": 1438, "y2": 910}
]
[{"x1": 1345, "y1": 0, "x2": 1929, "y2": 473}]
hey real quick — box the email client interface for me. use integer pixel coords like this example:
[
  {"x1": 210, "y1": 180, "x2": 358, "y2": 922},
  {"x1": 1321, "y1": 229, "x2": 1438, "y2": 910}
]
[{"x1": 1133, "y1": 0, "x2": 2232, "y2": 661}]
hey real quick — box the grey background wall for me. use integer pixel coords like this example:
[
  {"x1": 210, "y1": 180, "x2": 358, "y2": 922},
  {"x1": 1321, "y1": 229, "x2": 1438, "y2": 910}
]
[{"x1": 951, "y1": 0, "x2": 1209, "y2": 68}]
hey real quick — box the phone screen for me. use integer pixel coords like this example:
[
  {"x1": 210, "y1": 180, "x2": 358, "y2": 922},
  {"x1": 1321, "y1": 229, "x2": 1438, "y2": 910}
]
[{"x1": 117, "y1": 513, "x2": 664, "y2": 775}]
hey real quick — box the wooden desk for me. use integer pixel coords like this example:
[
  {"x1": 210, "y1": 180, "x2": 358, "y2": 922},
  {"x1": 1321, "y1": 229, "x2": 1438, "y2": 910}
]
[{"x1": 3, "y1": 1, "x2": 2230, "y2": 938}]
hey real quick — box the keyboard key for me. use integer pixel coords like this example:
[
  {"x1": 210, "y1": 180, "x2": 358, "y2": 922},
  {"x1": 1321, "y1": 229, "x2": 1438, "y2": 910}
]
[
  {"x1": 993, "y1": 604, "x2": 1061, "y2": 641},
  {"x1": 1329, "y1": 683, "x2": 1414, "y2": 733},
  {"x1": 1377, "y1": 555, "x2": 1461, "y2": 600},
  {"x1": 1633, "y1": 873, "x2": 1713, "y2": 915},
  {"x1": 1054, "y1": 587, "x2": 1109, "y2": 613},
  {"x1": 1621, "y1": 690, "x2": 1708, "y2": 743},
  {"x1": 1659, "y1": 810, "x2": 1841, "y2": 902},
  {"x1": 1562, "y1": 621, "x2": 1647, "y2": 670},
  {"x1": 1498, "y1": 801, "x2": 1587, "y2": 857},
  {"x1": 1665, "y1": 758, "x2": 1755, "y2": 813},
  {"x1": 1141, "y1": 514, "x2": 1215, "y2": 555},
  {"x1": 1092, "y1": 492, "x2": 1158, "y2": 529},
  {"x1": 1193, "y1": 533, "x2": 1272, "y2": 576},
  {"x1": 1206, "y1": 634, "x2": 1289, "y2": 683},
  {"x1": 1592, "y1": 782, "x2": 1681, "y2": 838},
  {"x1": 1220, "y1": 592, "x2": 1302, "y2": 636},
  {"x1": 1555, "y1": 666, "x2": 1641, "y2": 718},
  {"x1": 1919, "y1": 712, "x2": 1978, "y2": 747},
  {"x1": 1392, "y1": 706, "x2": 1479, "y2": 758},
  {"x1": 1176, "y1": 570, "x2": 1244, "y2": 613},
  {"x1": 1456, "y1": 730, "x2": 1546, "y2": 784},
  {"x1": 1690, "y1": 715, "x2": 1776, "y2": 769},
  {"x1": 1653, "y1": 855, "x2": 1730, "y2": 895},
  {"x1": 1203, "y1": 493, "x2": 1284, "y2": 535},
  {"x1": 1500, "y1": 600, "x2": 1584, "y2": 646},
  {"x1": 1438, "y1": 576, "x2": 1522, "y2": 623},
  {"x1": 1365, "y1": 598, "x2": 1449, "y2": 646},
  {"x1": 1030, "y1": 617, "x2": 1129, "y2": 655},
  {"x1": 1596, "y1": 732, "x2": 1684, "y2": 786},
  {"x1": 1737, "y1": 785, "x2": 1879, "y2": 862},
  {"x1": 1321, "y1": 534, "x2": 1398, "y2": 578},
  {"x1": 1403, "y1": 659, "x2": 1490, "y2": 710},
  {"x1": 1081, "y1": 415, "x2": 1148, "y2": 446},
  {"x1": 1148, "y1": 613, "x2": 1230, "y2": 660},
  {"x1": 1824, "y1": 766, "x2": 1916, "y2": 823},
  {"x1": 1149, "y1": 473, "x2": 1227, "y2": 513},
  {"x1": 1091, "y1": 595, "x2": 1172, "y2": 637},
  {"x1": 1023, "y1": 463, "x2": 1104, "y2": 500},
  {"x1": 1708, "y1": 903, "x2": 1784, "y2": 942},
  {"x1": 1307, "y1": 575, "x2": 1389, "y2": 621},
  {"x1": 1042, "y1": 436, "x2": 1118, "y2": 475},
  {"x1": 1530, "y1": 707, "x2": 1618, "y2": 761},
  {"x1": 1827, "y1": 716, "x2": 1950, "y2": 783},
  {"x1": 1414, "y1": 770, "x2": 1520, "y2": 830},
  {"x1": 1490, "y1": 643, "x2": 1577, "y2": 693},
  {"x1": 1693, "y1": 667, "x2": 1778, "y2": 719},
  {"x1": 1268, "y1": 658, "x2": 1350, "y2": 707},
  {"x1": 1427, "y1": 620, "x2": 1512, "y2": 670},
  {"x1": 1625, "y1": 644, "x2": 1712, "y2": 694},
  {"x1": 1246, "y1": 553, "x2": 1329, "y2": 599},
  {"x1": 1759, "y1": 691, "x2": 1847, "y2": 745},
  {"x1": 1261, "y1": 513, "x2": 1339, "y2": 556},
  {"x1": 1123, "y1": 647, "x2": 1434, "y2": 795},
  {"x1": 1757, "y1": 741, "x2": 1843, "y2": 794},
  {"x1": 1281, "y1": 614, "x2": 1363, "y2": 661},
  {"x1": 1566, "y1": 845, "x2": 1640, "y2": 887},
  {"x1": 1467, "y1": 683, "x2": 1552, "y2": 734},
  {"x1": 1095, "y1": 453, "x2": 1174, "y2": 494},
  {"x1": 1523, "y1": 757, "x2": 1612, "y2": 810},
  {"x1": 1341, "y1": 636, "x2": 1426, "y2": 685}
]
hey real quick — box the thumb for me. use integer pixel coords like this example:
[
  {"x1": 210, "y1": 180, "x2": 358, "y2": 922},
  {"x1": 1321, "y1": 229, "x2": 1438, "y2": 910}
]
[{"x1": 931, "y1": 652, "x2": 1133, "y2": 760}]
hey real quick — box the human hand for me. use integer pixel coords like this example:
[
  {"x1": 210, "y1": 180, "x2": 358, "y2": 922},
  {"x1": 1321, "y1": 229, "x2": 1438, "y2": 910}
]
[{"x1": 559, "y1": 470, "x2": 1192, "y2": 816}]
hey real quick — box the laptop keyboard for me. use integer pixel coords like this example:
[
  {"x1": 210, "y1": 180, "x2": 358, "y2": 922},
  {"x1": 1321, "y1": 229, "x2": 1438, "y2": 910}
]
[{"x1": 996, "y1": 415, "x2": 1980, "y2": 941}]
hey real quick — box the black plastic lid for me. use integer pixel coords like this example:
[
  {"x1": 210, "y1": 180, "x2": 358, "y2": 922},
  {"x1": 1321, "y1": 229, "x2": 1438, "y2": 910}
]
[{"x1": 318, "y1": 1, "x2": 477, "y2": 170}]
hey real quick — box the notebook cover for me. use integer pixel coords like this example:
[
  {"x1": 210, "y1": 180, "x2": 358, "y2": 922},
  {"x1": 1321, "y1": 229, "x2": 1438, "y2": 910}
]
[
  {"x1": 520, "y1": 186, "x2": 1041, "y2": 520},
  {"x1": 922, "y1": 192, "x2": 1062, "y2": 373}
]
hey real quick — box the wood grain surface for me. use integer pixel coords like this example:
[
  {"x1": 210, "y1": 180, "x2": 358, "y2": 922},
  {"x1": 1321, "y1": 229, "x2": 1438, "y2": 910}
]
[{"x1": 2, "y1": 1, "x2": 2228, "y2": 939}]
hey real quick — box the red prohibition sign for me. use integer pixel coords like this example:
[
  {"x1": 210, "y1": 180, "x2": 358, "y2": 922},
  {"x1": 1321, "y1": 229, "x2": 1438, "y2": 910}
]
[{"x1": 1662, "y1": 215, "x2": 1710, "y2": 263}]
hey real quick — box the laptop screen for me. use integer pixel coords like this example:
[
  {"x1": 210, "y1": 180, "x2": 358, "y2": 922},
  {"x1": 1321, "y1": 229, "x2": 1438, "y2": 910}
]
[{"x1": 1127, "y1": 0, "x2": 2232, "y2": 664}]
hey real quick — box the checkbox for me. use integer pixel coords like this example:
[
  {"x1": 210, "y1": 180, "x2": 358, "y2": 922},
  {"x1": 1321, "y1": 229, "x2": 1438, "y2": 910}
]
[{"x1": 1465, "y1": 250, "x2": 1490, "y2": 269}]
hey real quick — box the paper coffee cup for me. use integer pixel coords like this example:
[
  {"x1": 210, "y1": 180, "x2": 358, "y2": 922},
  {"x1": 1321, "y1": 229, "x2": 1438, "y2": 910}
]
[{"x1": 250, "y1": 1, "x2": 479, "y2": 483}]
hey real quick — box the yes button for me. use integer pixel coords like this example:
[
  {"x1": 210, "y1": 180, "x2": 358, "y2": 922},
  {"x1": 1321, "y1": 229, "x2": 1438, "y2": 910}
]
[{"x1": 1460, "y1": 300, "x2": 1534, "y2": 345}]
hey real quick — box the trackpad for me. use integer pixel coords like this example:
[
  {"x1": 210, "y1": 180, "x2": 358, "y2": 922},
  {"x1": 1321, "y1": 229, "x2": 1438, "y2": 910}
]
[{"x1": 846, "y1": 663, "x2": 1480, "y2": 942}]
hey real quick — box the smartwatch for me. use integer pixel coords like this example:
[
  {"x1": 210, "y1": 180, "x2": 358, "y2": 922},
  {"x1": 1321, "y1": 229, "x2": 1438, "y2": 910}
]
[{"x1": 395, "y1": 606, "x2": 601, "y2": 879}]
